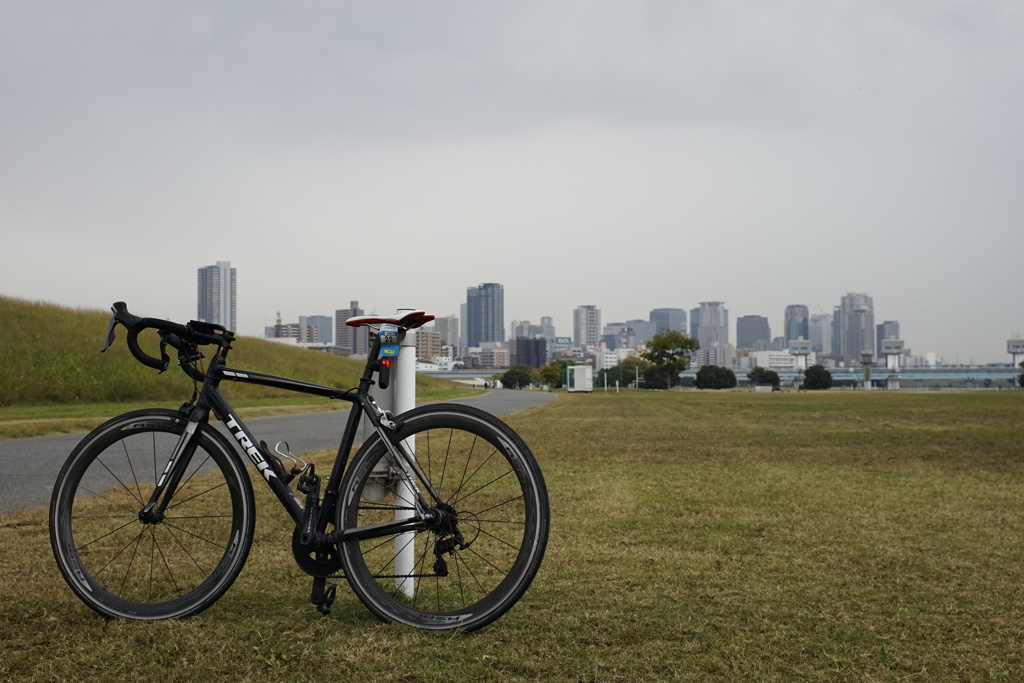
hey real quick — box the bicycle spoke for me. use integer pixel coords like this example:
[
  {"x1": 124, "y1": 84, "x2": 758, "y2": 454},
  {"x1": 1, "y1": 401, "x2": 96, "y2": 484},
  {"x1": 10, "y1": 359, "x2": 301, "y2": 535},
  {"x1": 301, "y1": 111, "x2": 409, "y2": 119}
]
[
  {"x1": 117, "y1": 530, "x2": 144, "y2": 595},
  {"x1": 452, "y1": 468, "x2": 516, "y2": 508},
  {"x1": 94, "y1": 456, "x2": 144, "y2": 507},
  {"x1": 72, "y1": 485, "x2": 144, "y2": 518},
  {"x1": 172, "y1": 452, "x2": 215, "y2": 501},
  {"x1": 449, "y1": 443, "x2": 498, "y2": 504},
  {"x1": 120, "y1": 439, "x2": 144, "y2": 506},
  {"x1": 75, "y1": 517, "x2": 141, "y2": 552},
  {"x1": 161, "y1": 523, "x2": 211, "y2": 575},
  {"x1": 152, "y1": 528, "x2": 184, "y2": 597},
  {"x1": 164, "y1": 480, "x2": 228, "y2": 511},
  {"x1": 472, "y1": 525, "x2": 522, "y2": 554},
  {"x1": 92, "y1": 526, "x2": 146, "y2": 583},
  {"x1": 162, "y1": 520, "x2": 229, "y2": 551}
]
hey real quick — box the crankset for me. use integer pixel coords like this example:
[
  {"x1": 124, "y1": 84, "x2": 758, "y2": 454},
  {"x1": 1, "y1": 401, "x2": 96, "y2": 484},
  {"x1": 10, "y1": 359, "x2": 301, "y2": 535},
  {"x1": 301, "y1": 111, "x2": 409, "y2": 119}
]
[{"x1": 291, "y1": 528, "x2": 343, "y2": 578}]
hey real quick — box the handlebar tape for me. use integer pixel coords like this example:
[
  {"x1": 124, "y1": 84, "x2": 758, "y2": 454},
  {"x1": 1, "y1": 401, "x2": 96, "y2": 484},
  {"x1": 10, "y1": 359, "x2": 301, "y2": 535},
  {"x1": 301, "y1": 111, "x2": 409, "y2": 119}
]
[{"x1": 108, "y1": 301, "x2": 225, "y2": 372}]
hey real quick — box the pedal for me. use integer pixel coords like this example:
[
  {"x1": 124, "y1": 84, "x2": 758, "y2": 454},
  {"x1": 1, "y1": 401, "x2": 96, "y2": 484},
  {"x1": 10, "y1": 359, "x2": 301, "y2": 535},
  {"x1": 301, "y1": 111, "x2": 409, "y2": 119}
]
[{"x1": 310, "y1": 576, "x2": 337, "y2": 616}]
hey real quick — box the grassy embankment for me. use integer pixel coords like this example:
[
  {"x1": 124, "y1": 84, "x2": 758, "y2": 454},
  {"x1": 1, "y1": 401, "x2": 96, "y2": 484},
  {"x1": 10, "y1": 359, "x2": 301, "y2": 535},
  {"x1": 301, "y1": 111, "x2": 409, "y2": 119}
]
[
  {"x1": 1, "y1": 383, "x2": 1022, "y2": 680},
  {"x1": 0, "y1": 296, "x2": 475, "y2": 439}
]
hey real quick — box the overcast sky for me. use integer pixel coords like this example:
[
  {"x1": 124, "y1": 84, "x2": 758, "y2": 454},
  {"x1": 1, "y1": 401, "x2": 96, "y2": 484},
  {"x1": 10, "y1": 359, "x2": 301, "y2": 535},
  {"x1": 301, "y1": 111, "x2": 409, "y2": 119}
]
[{"x1": 2, "y1": 1, "x2": 1022, "y2": 363}]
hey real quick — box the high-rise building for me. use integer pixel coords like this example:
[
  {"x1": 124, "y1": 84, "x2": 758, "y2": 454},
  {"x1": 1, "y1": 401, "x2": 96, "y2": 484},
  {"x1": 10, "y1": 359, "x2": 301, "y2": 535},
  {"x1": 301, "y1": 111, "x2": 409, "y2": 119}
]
[
  {"x1": 298, "y1": 316, "x2": 318, "y2": 343},
  {"x1": 736, "y1": 315, "x2": 771, "y2": 350},
  {"x1": 784, "y1": 305, "x2": 810, "y2": 343},
  {"x1": 511, "y1": 317, "x2": 556, "y2": 342},
  {"x1": 416, "y1": 330, "x2": 442, "y2": 362},
  {"x1": 511, "y1": 320, "x2": 531, "y2": 340},
  {"x1": 514, "y1": 338, "x2": 548, "y2": 368},
  {"x1": 433, "y1": 315, "x2": 460, "y2": 350},
  {"x1": 573, "y1": 305, "x2": 601, "y2": 349},
  {"x1": 876, "y1": 320, "x2": 901, "y2": 358},
  {"x1": 649, "y1": 308, "x2": 687, "y2": 336},
  {"x1": 834, "y1": 292, "x2": 874, "y2": 363},
  {"x1": 197, "y1": 261, "x2": 237, "y2": 331},
  {"x1": 465, "y1": 283, "x2": 505, "y2": 348},
  {"x1": 627, "y1": 319, "x2": 657, "y2": 347},
  {"x1": 307, "y1": 315, "x2": 332, "y2": 345},
  {"x1": 691, "y1": 302, "x2": 729, "y2": 349},
  {"x1": 335, "y1": 300, "x2": 367, "y2": 355},
  {"x1": 539, "y1": 316, "x2": 556, "y2": 340},
  {"x1": 809, "y1": 313, "x2": 833, "y2": 354},
  {"x1": 603, "y1": 319, "x2": 657, "y2": 350}
]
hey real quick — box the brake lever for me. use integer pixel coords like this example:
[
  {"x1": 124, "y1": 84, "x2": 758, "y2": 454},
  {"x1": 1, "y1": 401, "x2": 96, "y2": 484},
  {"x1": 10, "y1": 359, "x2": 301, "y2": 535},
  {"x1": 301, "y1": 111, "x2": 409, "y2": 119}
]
[{"x1": 100, "y1": 313, "x2": 119, "y2": 353}]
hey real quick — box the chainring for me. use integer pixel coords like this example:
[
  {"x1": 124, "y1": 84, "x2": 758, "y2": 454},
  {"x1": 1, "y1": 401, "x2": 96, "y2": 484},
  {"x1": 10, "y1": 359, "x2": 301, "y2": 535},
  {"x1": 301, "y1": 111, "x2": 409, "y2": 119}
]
[{"x1": 291, "y1": 528, "x2": 343, "y2": 578}]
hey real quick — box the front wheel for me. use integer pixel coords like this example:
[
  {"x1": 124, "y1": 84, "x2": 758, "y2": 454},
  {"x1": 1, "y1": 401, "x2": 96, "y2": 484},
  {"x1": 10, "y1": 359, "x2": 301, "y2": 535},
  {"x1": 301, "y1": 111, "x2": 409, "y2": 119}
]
[
  {"x1": 49, "y1": 410, "x2": 255, "y2": 620},
  {"x1": 337, "y1": 403, "x2": 549, "y2": 631}
]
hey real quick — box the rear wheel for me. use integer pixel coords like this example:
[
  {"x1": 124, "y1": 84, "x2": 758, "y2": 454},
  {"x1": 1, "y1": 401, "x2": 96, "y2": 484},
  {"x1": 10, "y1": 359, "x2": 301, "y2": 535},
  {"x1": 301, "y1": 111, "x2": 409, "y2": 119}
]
[
  {"x1": 337, "y1": 403, "x2": 549, "y2": 631},
  {"x1": 49, "y1": 410, "x2": 255, "y2": 619}
]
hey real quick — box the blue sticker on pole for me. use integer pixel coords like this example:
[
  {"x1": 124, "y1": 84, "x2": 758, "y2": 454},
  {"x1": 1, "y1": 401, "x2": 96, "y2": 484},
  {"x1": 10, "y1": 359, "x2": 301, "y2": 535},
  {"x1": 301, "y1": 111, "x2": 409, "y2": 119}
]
[{"x1": 378, "y1": 324, "x2": 400, "y2": 358}]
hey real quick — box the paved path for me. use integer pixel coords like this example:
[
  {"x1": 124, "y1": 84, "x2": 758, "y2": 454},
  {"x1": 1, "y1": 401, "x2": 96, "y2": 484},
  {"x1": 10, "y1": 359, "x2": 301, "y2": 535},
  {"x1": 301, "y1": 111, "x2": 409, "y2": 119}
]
[{"x1": 0, "y1": 389, "x2": 557, "y2": 515}]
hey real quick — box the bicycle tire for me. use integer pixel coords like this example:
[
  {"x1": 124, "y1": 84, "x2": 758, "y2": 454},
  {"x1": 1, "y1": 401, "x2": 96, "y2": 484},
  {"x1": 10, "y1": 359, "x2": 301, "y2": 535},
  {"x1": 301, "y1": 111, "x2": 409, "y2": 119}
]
[
  {"x1": 337, "y1": 403, "x2": 549, "y2": 631},
  {"x1": 49, "y1": 409, "x2": 255, "y2": 620}
]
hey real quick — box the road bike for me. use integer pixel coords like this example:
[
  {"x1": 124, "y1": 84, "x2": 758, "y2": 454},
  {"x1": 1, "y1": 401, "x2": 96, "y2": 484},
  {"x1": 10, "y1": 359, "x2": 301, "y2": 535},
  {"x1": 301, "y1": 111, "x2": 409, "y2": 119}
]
[{"x1": 49, "y1": 302, "x2": 549, "y2": 631}]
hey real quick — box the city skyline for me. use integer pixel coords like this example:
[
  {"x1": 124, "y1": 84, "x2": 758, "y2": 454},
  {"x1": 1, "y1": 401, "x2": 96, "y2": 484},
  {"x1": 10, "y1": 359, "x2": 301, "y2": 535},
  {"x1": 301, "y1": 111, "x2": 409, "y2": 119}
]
[
  {"x1": 2, "y1": 3, "x2": 1021, "y2": 365},
  {"x1": 263, "y1": 280, "x2": 1015, "y2": 367}
]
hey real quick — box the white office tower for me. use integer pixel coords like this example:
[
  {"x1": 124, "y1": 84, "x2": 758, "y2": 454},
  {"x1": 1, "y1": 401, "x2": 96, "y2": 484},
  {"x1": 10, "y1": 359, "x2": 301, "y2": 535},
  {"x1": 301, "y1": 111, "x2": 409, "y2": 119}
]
[{"x1": 197, "y1": 261, "x2": 237, "y2": 331}]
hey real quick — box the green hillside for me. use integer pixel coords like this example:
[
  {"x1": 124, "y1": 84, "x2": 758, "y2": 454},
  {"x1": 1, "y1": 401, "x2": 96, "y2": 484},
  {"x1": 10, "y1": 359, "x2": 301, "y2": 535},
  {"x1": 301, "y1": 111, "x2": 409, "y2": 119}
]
[{"x1": 0, "y1": 295, "x2": 464, "y2": 408}]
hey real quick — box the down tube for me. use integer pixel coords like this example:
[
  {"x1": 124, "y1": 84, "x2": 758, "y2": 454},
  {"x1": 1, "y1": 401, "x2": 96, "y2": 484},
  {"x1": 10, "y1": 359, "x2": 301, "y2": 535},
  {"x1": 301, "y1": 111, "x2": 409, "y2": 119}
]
[{"x1": 207, "y1": 392, "x2": 304, "y2": 524}]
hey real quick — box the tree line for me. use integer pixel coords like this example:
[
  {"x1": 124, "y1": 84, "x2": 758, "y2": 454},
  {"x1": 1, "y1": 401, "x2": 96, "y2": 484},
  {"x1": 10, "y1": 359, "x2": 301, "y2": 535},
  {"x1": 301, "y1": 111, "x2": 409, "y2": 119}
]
[{"x1": 496, "y1": 330, "x2": 835, "y2": 390}]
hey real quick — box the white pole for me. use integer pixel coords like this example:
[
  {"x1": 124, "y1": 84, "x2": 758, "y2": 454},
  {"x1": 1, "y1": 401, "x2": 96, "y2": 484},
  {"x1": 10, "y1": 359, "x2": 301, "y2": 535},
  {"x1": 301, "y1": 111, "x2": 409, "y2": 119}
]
[{"x1": 393, "y1": 309, "x2": 417, "y2": 599}]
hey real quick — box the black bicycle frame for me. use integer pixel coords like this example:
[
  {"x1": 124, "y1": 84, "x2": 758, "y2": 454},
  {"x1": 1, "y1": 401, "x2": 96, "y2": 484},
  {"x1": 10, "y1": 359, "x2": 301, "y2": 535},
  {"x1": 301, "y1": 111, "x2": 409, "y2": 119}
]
[{"x1": 141, "y1": 334, "x2": 440, "y2": 548}]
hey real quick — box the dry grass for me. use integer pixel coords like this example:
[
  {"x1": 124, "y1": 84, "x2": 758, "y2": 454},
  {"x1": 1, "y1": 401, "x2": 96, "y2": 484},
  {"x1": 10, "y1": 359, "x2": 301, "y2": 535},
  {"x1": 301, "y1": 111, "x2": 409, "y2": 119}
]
[{"x1": 2, "y1": 389, "x2": 1023, "y2": 680}]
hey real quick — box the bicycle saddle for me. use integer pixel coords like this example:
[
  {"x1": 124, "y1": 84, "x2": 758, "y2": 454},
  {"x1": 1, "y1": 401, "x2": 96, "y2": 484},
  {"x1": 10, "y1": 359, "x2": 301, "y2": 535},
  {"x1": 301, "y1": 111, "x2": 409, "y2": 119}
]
[{"x1": 345, "y1": 311, "x2": 435, "y2": 330}]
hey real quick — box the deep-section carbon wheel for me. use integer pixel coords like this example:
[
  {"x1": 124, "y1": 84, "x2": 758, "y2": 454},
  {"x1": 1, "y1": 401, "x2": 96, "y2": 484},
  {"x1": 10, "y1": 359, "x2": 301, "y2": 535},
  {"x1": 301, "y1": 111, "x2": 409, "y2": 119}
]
[
  {"x1": 337, "y1": 403, "x2": 549, "y2": 631},
  {"x1": 49, "y1": 409, "x2": 255, "y2": 619}
]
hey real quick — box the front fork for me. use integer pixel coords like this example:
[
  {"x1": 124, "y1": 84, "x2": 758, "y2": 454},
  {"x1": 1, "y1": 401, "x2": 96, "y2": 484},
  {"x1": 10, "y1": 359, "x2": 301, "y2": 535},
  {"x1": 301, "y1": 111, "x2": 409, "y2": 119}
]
[{"x1": 138, "y1": 408, "x2": 205, "y2": 524}]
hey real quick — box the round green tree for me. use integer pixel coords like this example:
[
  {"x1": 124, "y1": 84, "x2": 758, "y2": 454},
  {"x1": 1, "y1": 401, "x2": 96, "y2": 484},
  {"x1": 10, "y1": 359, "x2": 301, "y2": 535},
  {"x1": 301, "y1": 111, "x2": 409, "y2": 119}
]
[
  {"x1": 747, "y1": 366, "x2": 781, "y2": 388},
  {"x1": 499, "y1": 364, "x2": 534, "y2": 390},
  {"x1": 641, "y1": 330, "x2": 699, "y2": 389},
  {"x1": 694, "y1": 365, "x2": 737, "y2": 389},
  {"x1": 802, "y1": 364, "x2": 833, "y2": 390}
]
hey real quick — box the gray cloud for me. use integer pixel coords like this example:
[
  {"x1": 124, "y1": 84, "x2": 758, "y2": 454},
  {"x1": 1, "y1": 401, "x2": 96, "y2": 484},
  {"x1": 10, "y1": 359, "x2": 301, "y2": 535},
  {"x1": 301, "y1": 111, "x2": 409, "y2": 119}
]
[{"x1": 2, "y1": 1, "x2": 1022, "y2": 362}]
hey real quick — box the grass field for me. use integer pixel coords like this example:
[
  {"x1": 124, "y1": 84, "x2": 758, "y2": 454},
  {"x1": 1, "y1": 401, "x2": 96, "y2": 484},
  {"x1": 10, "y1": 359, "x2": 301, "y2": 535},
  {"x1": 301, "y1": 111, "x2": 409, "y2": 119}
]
[{"x1": 2, "y1": 390, "x2": 1022, "y2": 681}]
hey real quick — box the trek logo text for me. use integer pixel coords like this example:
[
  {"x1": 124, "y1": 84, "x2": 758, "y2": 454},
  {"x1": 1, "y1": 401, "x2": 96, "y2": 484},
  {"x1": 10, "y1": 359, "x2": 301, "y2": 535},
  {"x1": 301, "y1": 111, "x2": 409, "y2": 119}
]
[{"x1": 226, "y1": 414, "x2": 276, "y2": 482}]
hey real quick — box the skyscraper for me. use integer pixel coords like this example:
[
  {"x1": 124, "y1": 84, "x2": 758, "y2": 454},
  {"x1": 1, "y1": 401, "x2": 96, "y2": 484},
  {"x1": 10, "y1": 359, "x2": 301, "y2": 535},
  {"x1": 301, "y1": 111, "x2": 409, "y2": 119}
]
[
  {"x1": 433, "y1": 315, "x2": 460, "y2": 351},
  {"x1": 876, "y1": 320, "x2": 900, "y2": 358},
  {"x1": 335, "y1": 300, "x2": 367, "y2": 355},
  {"x1": 539, "y1": 316, "x2": 556, "y2": 340},
  {"x1": 465, "y1": 283, "x2": 504, "y2": 348},
  {"x1": 307, "y1": 315, "x2": 333, "y2": 345},
  {"x1": 736, "y1": 315, "x2": 771, "y2": 350},
  {"x1": 834, "y1": 292, "x2": 874, "y2": 363},
  {"x1": 691, "y1": 302, "x2": 729, "y2": 349},
  {"x1": 573, "y1": 305, "x2": 601, "y2": 349},
  {"x1": 809, "y1": 313, "x2": 833, "y2": 354},
  {"x1": 649, "y1": 308, "x2": 687, "y2": 335},
  {"x1": 197, "y1": 261, "x2": 236, "y2": 331},
  {"x1": 784, "y1": 305, "x2": 810, "y2": 343}
]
